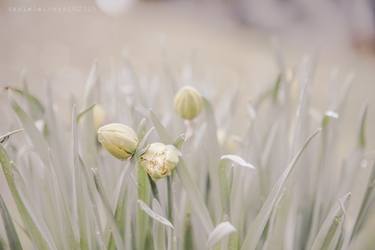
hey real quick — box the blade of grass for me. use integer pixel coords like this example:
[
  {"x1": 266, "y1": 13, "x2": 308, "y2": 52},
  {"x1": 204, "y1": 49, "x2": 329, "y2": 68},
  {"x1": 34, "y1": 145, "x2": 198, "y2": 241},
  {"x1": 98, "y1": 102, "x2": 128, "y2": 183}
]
[
  {"x1": 240, "y1": 128, "x2": 321, "y2": 250},
  {"x1": 11, "y1": 94, "x2": 76, "y2": 249},
  {"x1": 148, "y1": 175, "x2": 160, "y2": 202},
  {"x1": 202, "y1": 98, "x2": 222, "y2": 221},
  {"x1": 93, "y1": 171, "x2": 124, "y2": 250},
  {"x1": 138, "y1": 200, "x2": 174, "y2": 229},
  {"x1": 149, "y1": 110, "x2": 174, "y2": 144},
  {"x1": 311, "y1": 193, "x2": 350, "y2": 250},
  {"x1": 136, "y1": 163, "x2": 151, "y2": 250},
  {"x1": 9, "y1": 97, "x2": 49, "y2": 163},
  {"x1": 78, "y1": 157, "x2": 105, "y2": 249},
  {"x1": 0, "y1": 194, "x2": 23, "y2": 250},
  {"x1": 152, "y1": 199, "x2": 167, "y2": 250},
  {"x1": 0, "y1": 144, "x2": 52, "y2": 250},
  {"x1": 358, "y1": 105, "x2": 368, "y2": 149},
  {"x1": 107, "y1": 188, "x2": 127, "y2": 250},
  {"x1": 341, "y1": 160, "x2": 373, "y2": 249},
  {"x1": 166, "y1": 176, "x2": 173, "y2": 223},
  {"x1": 0, "y1": 129, "x2": 23, "y2": 144},
  {"x1": 177, "y1": 159, "x2": 214, "y2": 235},
  {"x1": 183, "y1": 213, "x2": 194, "y2": 250},
  {"x1": 81, "y1": 62, "x2": 99, "y2": 170},
  {"x1": 0, "y1": 235, "x2": 6, "y2": 250},
  {"x1": 220, "y1": 155, "x2": 256, "y2": 170},
  {"x1": 77, "y1": 104, "x2": 97, "y2": 123},
  {"x1": 207, "y1": 221, "x2": 236, "y2": 248},
  {"x1": 150, "y1": 110, "x2": 214, "y2": 234},
  {"x1": 6, "y1": 86, "x2": 45, "y2": 120}
]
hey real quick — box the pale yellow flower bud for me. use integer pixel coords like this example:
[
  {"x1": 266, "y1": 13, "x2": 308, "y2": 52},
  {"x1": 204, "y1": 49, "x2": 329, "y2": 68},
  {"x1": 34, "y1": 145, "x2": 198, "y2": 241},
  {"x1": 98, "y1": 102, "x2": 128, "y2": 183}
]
[
  {"x1": 139, "y1": 143, "x2": 180, "y2": 180},
  {"x1": 174, "y1": 86, "x2": 203, "y2": 120},
  {"x1": 93, "y1": 104, "x2": 106, "y2": 129},
  {"x1": 97, "y1": 123, "x2": 138, "y2": 160}
]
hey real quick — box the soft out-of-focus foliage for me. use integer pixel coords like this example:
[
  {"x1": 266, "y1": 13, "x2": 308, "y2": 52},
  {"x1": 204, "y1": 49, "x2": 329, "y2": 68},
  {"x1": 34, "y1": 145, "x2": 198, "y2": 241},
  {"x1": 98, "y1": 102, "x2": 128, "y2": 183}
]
[{"x1": 0, "y1": 54, "x2": 373, "y2": 250}]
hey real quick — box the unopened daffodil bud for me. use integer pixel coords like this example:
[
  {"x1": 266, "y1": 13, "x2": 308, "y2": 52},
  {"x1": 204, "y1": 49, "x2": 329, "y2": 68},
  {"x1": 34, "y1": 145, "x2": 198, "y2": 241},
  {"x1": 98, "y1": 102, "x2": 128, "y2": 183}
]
[
  {"x1": 174, "y1": 86, "x2": 203, "y2": 120},
  {"x1": 93, "y1": 104, "x2": 106, "y2": 129},
  {"x1": 97, "y1": 123, "x2": 138, "y2": 160},
  {"x1": 139, "y1": 143, "x2": 180, "y2": 180}
]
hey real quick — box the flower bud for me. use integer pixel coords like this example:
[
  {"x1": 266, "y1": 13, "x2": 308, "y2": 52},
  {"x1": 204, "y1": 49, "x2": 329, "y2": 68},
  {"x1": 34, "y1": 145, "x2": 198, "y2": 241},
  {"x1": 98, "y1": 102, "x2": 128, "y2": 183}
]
[
  {"x1": 93, "y1": 104, "x2": 106, "y2": 129},
  {"x1": 139, "y1": 143, "x2": 180, "y2": 180},
  {"x1": 174, "y1": 86, "x2": 203, "y2": 120},
  {"x1": 97, "y1": 123, "x2": 138, "y2": 160}
]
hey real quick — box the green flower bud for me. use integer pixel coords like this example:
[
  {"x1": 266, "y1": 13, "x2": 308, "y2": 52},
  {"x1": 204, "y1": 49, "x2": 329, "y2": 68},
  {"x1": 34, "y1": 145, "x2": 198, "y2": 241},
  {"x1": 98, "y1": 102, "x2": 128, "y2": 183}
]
[
  {"x1": 139, "y1": 143, "x2": 180, "y2": 180},
  {"x1": 97, "y1": 123, "x2": 138, "y2": 160},
  {"x1": 174, "y1": 86, "x2": 203, "y2": 120}
]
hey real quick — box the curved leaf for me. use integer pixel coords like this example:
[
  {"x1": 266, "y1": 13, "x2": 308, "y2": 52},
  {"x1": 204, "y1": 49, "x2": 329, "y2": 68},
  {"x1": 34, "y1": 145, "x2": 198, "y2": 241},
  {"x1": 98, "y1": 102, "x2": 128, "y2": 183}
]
[
  {"x1": 137, "y1": 200, "x2": 174, "y2": 229},
  {"x1": 207, "y1": 221, "x2": 236, "y2": 248},
  {"x1": 221, "y1": 155, "x2": 255, "y2": 170}
]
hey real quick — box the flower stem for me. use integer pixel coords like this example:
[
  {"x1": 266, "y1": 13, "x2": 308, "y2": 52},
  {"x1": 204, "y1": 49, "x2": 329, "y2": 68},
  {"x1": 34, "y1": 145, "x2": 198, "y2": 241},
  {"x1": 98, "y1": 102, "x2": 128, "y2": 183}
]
[{"x1": 167, "y1": 175, "x2": 173, "y2": 222}]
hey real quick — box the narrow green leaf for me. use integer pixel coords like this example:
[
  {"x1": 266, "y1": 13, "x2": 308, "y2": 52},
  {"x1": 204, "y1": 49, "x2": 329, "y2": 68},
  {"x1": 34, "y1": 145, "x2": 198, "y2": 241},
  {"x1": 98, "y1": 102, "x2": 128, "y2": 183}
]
[
  {"x1": 202, "y1": 98, "x2": 222, "y2": 221},
  {"x1": 166, "y1": 175, "x2": 173, "y2": 223},
  {"x1": 151, "y1": 199, "x2": 167, "y2": 250},
  {"x1": 0, "y1": 129, "x2": 23, "y2": 144},
  {"x1": 76, "y1": 104, "x2": 97, "y2": 123},
  {"x1": 10, "y1": 98, "x2": 49, "y2": 163},
  {"x1": 0, "y1": 145, "x2": 51, "y2": 250},
  {"x1": 72, "y1": 105, "x2": 90, "y2": 250},
  {"x1": 81, "y1": 62, "x2": 99, "y2": 169},
  {"x1": 137, "y1": 200, "x2": 174, "y2": 229},
  {"x1": 272, "y1": 73, "x2": 282, "y2": 102},
  {"x1": 149, "y1": 110, "x2": 174, "y2": 144},
  {"x1": 183, "y1": 213, "x2": 194, "y2": 250},
  {"x1": 134, "y1": 127, "x2": 155, "y2": 158},
  {"x1": 207, "y1": 221, "x2": 236, "y2": 248},
  {"x1": 0, "y1": 235, "x2": 6, "y2": 250},
  {"x1": 358, "y1": 105, "x2": 368, "y2": 148},
  {"x1": 348, "y1": 211, "x2": 375, "y2": 250},
  {"x1": 341, "y1": 160, "x2": 373, "y2": 249},
  {"x1": 76, "y1": 158, "x2": 97, "y2": 250},
  {"x1": 7, "y1": 86, "x2": 45, "y2": 120},
  {"x1": 93, "y1": 171, "x2": 124, "y2": 250},
  {"x1": 240, "y1": 128, "x2": 321, "y2": 250},
  {"x1": 107, "y1": 189, "x2": 127, "y2": 250},
  {"x1": 148, "y1": 174, "x2": 160, "y2": 202},
  {"x1": 311, "y1": 193, "x2": 350, "y2": 250},
  {"x1": 220, "y1": 154, "x2": 256, "y2": 170},
  {"x1": 176, "y1": 159, "x2": 214, "y2": 235},
  {"x1": 0, "y1": 194, "x2": 23, "y2": 250},
  {"x1": 136, "y1": 164, "x2": 151, "y2": 250}
]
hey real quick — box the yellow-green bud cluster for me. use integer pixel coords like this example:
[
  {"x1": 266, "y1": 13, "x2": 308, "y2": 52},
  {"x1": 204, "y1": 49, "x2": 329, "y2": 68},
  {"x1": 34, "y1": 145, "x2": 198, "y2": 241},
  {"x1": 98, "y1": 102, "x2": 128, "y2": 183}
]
[{"x1": 97, "y1": 124, "x2": 180, "y2": 180}]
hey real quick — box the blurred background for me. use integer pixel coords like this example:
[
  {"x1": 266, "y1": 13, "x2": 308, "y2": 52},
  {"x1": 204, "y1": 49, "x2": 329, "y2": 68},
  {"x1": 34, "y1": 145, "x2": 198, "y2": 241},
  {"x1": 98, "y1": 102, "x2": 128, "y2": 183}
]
[{"x1": 0, "y1": 0, "x2": 374, "y2": 148}]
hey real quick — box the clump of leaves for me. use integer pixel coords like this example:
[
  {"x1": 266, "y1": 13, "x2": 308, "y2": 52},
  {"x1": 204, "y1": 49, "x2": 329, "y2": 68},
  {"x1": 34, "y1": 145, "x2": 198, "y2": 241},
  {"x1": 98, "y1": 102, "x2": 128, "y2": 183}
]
[{"x1": 0, "y1": 55, "x2": 373, "y2": 250}]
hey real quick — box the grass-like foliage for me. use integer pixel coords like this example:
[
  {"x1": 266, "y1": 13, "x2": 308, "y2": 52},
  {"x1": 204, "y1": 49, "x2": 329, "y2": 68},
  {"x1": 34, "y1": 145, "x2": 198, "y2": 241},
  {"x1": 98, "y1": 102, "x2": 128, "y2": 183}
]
[{"x1": 0, "y1": 56, "x2": 373, "y2": 250}]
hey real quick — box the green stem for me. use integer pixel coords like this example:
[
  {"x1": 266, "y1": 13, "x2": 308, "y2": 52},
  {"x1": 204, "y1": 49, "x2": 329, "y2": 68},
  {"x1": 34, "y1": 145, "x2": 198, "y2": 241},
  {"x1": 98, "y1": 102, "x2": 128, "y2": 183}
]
[
  {"x1": 167, "y1": 175, "x2": 176, "y2": 250},
  {"x1": 167, "y1": 176, "x2": 173, "y2": 222},
  {"x1": 137, "y1": 164, "x2": 150, "y2": 250}
]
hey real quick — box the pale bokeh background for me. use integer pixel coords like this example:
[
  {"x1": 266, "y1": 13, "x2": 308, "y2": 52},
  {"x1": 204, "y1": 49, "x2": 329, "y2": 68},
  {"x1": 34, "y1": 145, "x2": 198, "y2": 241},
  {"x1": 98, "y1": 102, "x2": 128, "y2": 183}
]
[{"x1": 0, "y1": 0, "x2": 374, "y2": 147}]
